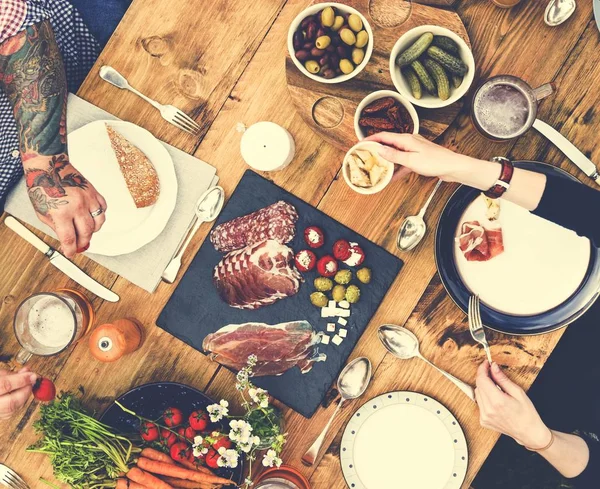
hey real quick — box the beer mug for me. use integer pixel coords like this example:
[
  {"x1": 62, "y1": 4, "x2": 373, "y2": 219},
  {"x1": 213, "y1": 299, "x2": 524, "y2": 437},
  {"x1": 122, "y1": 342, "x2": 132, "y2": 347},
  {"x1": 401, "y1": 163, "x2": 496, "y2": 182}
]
[
  {"x1": 470, "y1": 75, "x2": 554, "y2": 141},
  {"x1": 13, "y1": 289, "x2": 94, "y2": 365}
]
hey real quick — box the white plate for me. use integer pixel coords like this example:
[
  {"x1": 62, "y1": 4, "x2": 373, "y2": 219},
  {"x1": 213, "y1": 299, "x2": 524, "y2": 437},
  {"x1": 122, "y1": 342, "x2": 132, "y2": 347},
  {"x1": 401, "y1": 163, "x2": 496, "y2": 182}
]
[
  {"x1": 454, "y1": 195, "x2": 590, "y2": 316},
  {"x1": 67, "y1": 120, "x2": 177, "y2": 256},
  {"x1": 341, "y1": 391, "x2": 468, "y2": 489}
]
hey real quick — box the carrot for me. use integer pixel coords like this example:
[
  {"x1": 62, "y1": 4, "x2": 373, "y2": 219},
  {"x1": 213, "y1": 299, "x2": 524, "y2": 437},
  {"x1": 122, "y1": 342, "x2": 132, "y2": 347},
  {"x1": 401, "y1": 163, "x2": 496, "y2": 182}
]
[
  {"x1": 128, "y1": 483, "x2": 150, "y2": 489},
  {"x1": 136, "y1": 457, "x2": 233, "y2": 486},
  {"x1": 128, "y1": 466, "x2": 174, "y2": 489},
  {"x1": 160, "y1": 476, "x2": 222, "y2": 489},
  {"x1": 176, "y1": 457, "x2": 215, "y2": 475},
  {"x1": 142, "y1": 447, "x2": 176, "y2": 465},
  {"x1": 116, "y1": 479, "x2": 129, "y2": 489}
]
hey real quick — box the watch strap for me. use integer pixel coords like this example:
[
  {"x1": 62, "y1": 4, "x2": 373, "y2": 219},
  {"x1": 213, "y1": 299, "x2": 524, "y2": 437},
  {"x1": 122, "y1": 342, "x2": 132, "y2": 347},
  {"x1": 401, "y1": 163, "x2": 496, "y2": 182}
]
[{"x1": 484, "y1": 157, "x2": 514, "y2": 199}]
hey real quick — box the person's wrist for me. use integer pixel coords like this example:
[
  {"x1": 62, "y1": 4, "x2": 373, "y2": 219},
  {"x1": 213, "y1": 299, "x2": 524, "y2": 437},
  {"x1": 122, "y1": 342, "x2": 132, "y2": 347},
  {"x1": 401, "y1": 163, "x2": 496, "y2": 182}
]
[
  {"x1": 442, "y1": 154, "x2": 483, "y2": 184},
  {"x1": 521, "y1": 423, "x2": 552, "y2": 450},
  {"x1": 445, "y1": 156, "x2": 502, "y2": 191}
]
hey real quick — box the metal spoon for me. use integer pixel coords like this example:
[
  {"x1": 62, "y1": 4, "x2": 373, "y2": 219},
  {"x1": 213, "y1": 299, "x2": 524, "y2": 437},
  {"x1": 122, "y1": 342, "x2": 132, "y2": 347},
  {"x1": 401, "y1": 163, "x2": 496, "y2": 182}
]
[
  {"x1": 162, "y1": 186, "x2": 225, "y2": 283},
  {"x1": 397, "y1": 179, "x2": 443, "y2": 251},
  {"x1": 378, "y1": 324, "x2": 475, "y2": 401},
  {"x1": 302, "y1": 357, "x2": 372, "y2": 466},
  {"x1": 544, "y1": 0, "x2": 576, "y2": 26}
]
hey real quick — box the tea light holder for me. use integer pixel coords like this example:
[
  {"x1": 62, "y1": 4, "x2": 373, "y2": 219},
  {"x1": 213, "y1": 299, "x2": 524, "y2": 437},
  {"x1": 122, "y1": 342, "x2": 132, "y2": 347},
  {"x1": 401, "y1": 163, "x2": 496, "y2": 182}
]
[{"x1": 240, "y1": 121, "x2": 295, "y2": 172}]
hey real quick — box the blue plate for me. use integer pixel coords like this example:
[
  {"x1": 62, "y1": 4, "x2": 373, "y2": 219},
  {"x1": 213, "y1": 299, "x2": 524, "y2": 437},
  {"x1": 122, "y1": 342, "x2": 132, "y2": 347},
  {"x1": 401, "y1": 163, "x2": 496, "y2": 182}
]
[
  {"x1": 99, "y1": 382, "x2": 242, "y2": 486},
  {"x1": 435, "y1": 161, "x2": 600, "y2": 335}
]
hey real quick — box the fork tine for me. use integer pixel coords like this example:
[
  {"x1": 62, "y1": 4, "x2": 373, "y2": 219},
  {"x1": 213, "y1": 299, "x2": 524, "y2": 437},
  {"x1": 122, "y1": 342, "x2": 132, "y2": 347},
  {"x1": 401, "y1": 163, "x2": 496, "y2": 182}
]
[
  {"x1": 173, "y1": 114, "x2": 200, "y2": 134},
  {"x1": 5, "y1": 472, "x2": 27, "y2": 489},
  {"x1": 175, "y1": 110, "x2": 200, "y2": 130},
  {"x1": 475, "y1": 295, "x2": 482, "y2": 328},
  {"x1": 168, "y1": 117, "x2": 196, "y2": 135},
  {"x1": 468, "y1": 295, "x2": 473, "y2": 329}
]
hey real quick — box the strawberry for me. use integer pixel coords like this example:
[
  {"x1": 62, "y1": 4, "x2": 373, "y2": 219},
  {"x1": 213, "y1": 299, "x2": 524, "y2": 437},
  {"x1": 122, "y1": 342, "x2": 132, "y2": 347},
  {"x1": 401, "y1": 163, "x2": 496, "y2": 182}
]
[
  {"x1": 333, "y1": 239, "x2": 352, "y2": 261},
  {"x1": 170, "y1": 442, "x2": 191, "y2": 463},
  {"x1": 189, "y1": 410, "x2": 209, "y2": 431},
  {"x1": 294, "y1": 250, "x2": 317, "y2": 273},
  {"x1": 205, "y1": 448, "x2": 220, "y2": 469},
  {"x1": 32, "y1": 378, "x2": 56, "y2": 402},
  {"x1": 304, "y1": 226, "x2": 324, "y2": 248},
  {"x1": 140, "y1": 422, "x2": 159, "y2": 442},
  {"x1": 316, "y1": 255, "x2": 338, "y2": 277},
  {"x1": 213, "y1": 435, "x2": 233, "y2": 451},
  {"x1": 160, "y1": 428, "x2": 177, "y2": 448},
  {"x1": 163, "y1": 407, "x2": 183, "y2": 427}
]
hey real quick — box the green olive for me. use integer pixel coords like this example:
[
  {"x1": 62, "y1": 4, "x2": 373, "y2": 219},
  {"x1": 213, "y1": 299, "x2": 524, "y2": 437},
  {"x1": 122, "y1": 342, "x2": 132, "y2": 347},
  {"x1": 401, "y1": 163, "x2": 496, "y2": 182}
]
[
  {"x1": 339, "y1": 59, "x2": 354, "y2": 74},
  {"x1": 305, "y1": 60, "x2": 320, "y2": 74},
  {"x1": 321, "y1": 7, "x2": 335, "y2": 27},
  {"x1": 352, "y1": 48, "x2": 365, "y2": 65},
  {"x1": 355, "y1": 30, "x2": 369, "y2": 49},
  {"x1": 348, "y1": 14, "x2": 363, "y2": 32},
  {"x1": 332, "y1": 15, "x2": 344, "y2": 31},
  {"x1": 340, "y1": 28, "x2": 356, "y2": 46},
  {"x1": 315, "y1": 35, "x2": 331, "y2": 49}
]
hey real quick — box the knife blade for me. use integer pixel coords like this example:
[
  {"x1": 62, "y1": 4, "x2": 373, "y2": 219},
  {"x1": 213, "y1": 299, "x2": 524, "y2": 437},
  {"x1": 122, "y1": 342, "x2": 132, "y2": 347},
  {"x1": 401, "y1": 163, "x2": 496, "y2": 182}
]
[
  {"x1": 5, "y1": 216, "x2": 120, "y2": 303},
  {"x1": 532, "y1": 119, "x2": 600, "y2": 186}
]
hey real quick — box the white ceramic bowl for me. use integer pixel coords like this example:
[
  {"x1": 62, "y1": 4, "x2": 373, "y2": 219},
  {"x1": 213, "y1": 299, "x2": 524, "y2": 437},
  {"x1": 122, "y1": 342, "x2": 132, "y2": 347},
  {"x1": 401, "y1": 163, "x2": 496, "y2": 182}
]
[
  {"x1": 342, "y1": 141, "x2": 394, "y2": 195},
  {"x1": 389, "y1": 25, "x2": 475, "y2": 109},
  {"x1": 288, "y1": 3, "x2": 374, "y2": 84},
  {"x1": 354, "y1": 90, "x2": 420, "y2": 140}
]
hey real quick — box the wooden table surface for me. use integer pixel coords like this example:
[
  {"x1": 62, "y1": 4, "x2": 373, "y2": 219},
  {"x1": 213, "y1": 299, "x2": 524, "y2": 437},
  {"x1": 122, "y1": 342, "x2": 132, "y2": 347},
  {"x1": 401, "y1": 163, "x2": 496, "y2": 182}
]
[{"x1": 2, "y1": 0, "x2": 600, "y2": 487}]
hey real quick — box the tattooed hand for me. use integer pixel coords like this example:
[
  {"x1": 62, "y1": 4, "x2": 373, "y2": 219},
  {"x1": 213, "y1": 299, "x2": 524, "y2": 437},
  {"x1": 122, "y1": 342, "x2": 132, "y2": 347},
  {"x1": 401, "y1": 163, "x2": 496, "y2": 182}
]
[
  {"x1": 26, "y1": 154, "x2": 106, "y2": 257},
  {"x1": 0, "y1": 21, "x2": 107, "y2": 258}
]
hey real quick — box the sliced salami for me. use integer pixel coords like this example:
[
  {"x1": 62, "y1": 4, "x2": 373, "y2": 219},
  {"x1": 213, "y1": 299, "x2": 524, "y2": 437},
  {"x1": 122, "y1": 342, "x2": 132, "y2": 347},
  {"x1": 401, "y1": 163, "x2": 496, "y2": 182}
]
[{"x1": 210, "y1": 201, "x2": 298, "y2": 253}]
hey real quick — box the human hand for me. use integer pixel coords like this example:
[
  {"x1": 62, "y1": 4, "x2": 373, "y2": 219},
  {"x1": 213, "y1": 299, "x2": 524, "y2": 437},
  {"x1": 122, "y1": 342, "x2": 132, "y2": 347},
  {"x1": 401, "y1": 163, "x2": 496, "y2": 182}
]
[
  {"x1": 475, "y1": 361, "x2": 551, "y2": 449},
  {"x1": 0, "y1": 367, "x2": 37, "y2": 420},
  {"x1": 25, "y1": 155, "x2": 107, "y2": 258},
  {"x1": 365, "y1": 132, "x2": 476, "y2": 182}
]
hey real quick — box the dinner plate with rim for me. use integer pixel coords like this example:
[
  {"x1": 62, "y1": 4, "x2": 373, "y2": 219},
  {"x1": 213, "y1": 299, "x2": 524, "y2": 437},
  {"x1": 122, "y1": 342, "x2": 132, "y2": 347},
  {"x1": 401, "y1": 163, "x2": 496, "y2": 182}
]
[
  {"x1": 341, "y1": 391, "x2": 468, "y2": 489},
  {"x1": 99, "y1": 381, "x2": 243, "y2": 486},
  {"x1": 68, "y1": 120, "x2": 178, "y2": 256},
  {"x1": 435, "y1": 161, "x2": 600, "y2": 335}
]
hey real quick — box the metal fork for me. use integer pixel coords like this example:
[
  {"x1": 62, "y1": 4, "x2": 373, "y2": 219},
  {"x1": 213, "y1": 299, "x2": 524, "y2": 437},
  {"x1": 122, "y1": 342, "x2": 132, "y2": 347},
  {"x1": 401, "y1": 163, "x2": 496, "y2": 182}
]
[
  {"x1": 0, "y1": 464, "x2": 28, "y2": 489},
  {"x1": 468, "y1": 295, "x2": 493, "y2": 363},
  {"x1": 99, "y1": 66, "x2": 201, "y2": 136}
]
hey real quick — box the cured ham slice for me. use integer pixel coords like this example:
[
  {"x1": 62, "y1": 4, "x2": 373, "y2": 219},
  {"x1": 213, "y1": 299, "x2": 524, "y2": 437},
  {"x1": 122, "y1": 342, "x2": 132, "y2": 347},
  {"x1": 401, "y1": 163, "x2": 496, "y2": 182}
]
[
  {"x1": 213, "y1": 239, "x2": 302, "y2": 309},
  {"x1": 203, "y1": 320, "x2": 326, "y2": 376},
  {"x1": 457, "y1": 221, "x2": 504, "y2": 262}
]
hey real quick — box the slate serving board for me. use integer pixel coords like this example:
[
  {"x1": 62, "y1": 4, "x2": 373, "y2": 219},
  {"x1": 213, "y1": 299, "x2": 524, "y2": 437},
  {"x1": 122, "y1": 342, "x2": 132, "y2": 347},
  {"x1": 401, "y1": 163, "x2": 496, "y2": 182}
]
[{"x1": 157, "y1": 170, "x2": 403, "y2": 418}]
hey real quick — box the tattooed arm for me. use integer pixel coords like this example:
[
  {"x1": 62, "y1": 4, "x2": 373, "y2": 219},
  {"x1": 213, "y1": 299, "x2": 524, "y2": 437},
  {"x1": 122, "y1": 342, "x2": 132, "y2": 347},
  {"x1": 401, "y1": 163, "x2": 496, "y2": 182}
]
[{"x1": 0, "y1": 20, "x2": 106, "y2": 258}]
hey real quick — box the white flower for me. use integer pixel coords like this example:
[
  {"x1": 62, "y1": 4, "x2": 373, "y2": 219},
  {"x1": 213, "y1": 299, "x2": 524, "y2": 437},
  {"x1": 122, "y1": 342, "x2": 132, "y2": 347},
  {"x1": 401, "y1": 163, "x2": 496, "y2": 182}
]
[
  {"x1": 207, "y1": 400, "x2": 229, "y2": 422},
  {"x1": 247, "y1": 354, "x2": 258, "y2": 367},
  {"x1": 217, "y1": 447, "x2": 239, "y2": 468},
  {"x1": 238, "y1": 435, "x2": 261, "y2": 453},
  {"x1": 229, "y1": 419, "x2": 253, "y2": 443},
  {"x1": 262, "y1": 449, "x2": 282, "y2": 468},
  {"x1": 192, "y1": 436, "x2": 208, "y2": 457},
  {"x1": 244, "y1": 477, "x2": 254, "y2": 487},
  {"x1": 248, "y1": 387, "x2": 269, "y2": 408}
]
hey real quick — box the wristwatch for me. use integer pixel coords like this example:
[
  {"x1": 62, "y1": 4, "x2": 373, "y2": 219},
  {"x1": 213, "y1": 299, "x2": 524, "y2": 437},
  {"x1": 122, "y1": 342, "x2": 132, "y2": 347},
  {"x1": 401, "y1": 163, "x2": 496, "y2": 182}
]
[{"x1": 484, "y1": 156, "x2": 514, "y2": 199}]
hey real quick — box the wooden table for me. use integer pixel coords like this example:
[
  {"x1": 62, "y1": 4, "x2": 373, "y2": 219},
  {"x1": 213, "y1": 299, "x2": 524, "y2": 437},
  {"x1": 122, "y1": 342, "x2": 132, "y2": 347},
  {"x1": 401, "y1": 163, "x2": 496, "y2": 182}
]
[{"x1": 1, "y1": 0, "x2": 600, "y2": 487}]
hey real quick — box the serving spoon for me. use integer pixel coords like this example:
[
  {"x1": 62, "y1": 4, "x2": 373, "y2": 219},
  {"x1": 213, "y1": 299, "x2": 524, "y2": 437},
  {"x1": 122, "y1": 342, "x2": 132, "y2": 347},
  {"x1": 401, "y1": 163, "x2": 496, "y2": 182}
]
[
  {"x1": 378, "y1": 324, "x2": 475, "y2": 401},
  {"x1": 544, "y1": 0, "x2": 576, "y2": 26},
  {"x1": 302, "y1": 357, "x2": 372, "y2": 466},
  {"x1": 397, "y1": 179, "x2": 443, "y2": 251},
  {"x1": 162, "y1": 186, "x2": 225, "y2": 283}
]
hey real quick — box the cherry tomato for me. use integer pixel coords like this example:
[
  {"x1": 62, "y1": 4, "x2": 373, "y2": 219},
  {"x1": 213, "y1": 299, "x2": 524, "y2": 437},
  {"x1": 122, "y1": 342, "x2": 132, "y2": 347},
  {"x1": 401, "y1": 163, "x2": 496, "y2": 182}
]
[
  {"x1": 140, "y1": 422, "x2": 159, "y2": 442},
  {"x1": 189, "y1": 410, "x2": 210, "y2": 431},
  {"x1": 163, "y1": 407, "x2": 184, "y2": 427},
  {"x1": 170, "y1": 442, "x2": 191, "y2": 463}
]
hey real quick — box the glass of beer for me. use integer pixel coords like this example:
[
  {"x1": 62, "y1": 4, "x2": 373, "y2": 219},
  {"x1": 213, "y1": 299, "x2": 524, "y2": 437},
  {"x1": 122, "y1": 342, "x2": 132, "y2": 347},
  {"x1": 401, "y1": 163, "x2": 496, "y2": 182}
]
[
  {"x1": 13, "y1": 289, "x2": 94, "y2": 364},
  {"x1": 470, "y1": 75, "x2": 554, "y2": 141}
]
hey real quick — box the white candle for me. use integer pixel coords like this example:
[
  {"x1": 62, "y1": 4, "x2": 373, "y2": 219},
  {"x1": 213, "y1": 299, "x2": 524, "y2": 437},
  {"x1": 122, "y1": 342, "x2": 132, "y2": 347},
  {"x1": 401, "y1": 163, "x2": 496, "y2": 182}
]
[{"x1": 240, "y1": 121, "x2": 295, "y2": 172}]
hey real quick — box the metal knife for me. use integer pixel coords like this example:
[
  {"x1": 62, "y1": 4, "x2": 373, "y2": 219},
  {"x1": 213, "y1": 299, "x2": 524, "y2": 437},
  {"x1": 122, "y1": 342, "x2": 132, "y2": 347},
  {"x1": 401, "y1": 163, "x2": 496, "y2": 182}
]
[
  {"x1": 5, "y1": 216, "x2": 120, "y2": 303},
  {"x1": 533, "y1": 119, "x2": 600, "y2": 186}
]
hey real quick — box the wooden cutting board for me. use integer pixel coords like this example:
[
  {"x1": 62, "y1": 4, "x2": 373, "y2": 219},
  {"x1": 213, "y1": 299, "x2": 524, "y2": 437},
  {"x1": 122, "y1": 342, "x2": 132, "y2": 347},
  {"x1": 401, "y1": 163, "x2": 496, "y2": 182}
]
[{"x1": 285, "y1": 0, "x2": 471, "y2": 150}]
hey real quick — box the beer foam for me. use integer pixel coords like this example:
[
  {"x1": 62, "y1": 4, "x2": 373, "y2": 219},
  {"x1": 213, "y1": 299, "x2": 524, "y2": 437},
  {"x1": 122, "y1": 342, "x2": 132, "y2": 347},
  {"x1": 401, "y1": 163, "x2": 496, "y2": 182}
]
[
  {"x1": 28, "y1": 296, "x2": 75, "y2": 349},
  {"x1": 474, "y1": 84, "x2": 531, "y2": 139}
]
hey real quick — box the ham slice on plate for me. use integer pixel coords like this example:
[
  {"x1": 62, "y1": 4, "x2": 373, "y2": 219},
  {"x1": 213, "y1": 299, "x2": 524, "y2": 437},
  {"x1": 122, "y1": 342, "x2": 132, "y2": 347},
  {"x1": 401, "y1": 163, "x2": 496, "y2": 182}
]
[{"x1": 457, "y1": 221, "x2": 504, "y2": 262}]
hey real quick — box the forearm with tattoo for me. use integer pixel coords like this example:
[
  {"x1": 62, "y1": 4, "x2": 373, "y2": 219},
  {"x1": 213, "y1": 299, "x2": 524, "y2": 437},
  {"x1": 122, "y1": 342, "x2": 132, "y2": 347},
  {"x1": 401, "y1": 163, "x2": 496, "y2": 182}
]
[{"x1": 0, "y1": 20, "x2": 87, "y2": 216}]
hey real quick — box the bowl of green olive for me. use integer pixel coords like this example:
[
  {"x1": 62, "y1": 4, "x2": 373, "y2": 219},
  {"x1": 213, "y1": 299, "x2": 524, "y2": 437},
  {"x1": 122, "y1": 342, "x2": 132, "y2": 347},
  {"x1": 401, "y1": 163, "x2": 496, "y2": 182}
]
[{"x1": 288, "y1": 3, "x2": 373, "y2": 84}]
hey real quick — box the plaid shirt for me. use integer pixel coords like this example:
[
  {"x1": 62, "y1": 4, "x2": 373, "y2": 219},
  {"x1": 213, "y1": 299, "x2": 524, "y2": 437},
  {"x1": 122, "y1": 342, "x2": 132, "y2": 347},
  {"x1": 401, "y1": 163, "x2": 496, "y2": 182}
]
[{"x1": 0, "y1": 0, "x2": 99, "y2": 201}]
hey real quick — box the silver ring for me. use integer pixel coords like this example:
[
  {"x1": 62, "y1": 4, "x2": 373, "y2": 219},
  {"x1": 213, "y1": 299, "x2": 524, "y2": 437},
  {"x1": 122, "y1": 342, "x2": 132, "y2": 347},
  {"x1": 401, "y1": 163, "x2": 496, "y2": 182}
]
[{"x1": 90, "y1": 208, "x2": 104, "y2": 218}]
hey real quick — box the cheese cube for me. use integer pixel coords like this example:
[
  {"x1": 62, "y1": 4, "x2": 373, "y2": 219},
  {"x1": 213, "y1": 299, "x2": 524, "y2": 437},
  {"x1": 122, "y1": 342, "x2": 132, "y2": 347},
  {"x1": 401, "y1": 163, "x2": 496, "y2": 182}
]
[
  {"x1": 328, "y1": 300, "x2": 337, "y2": 308},
  {"x1": 339, "y1": 300, "x2": 350, "y2": 309},
  {"x1": 332, "y1": 334, "x2": 344, "y2": 346},
  {"x1": 321, "y1": 308, "x2": 334, "y2": 318},
  {"x1": 339, "y1": 328, "x2": 348, "y2": 338},
  {"x1": 327, "y1": 323, "x2": 336, "y2": 332},
  {"x1": 321, "y1": 334, "x2": 330, "y2": 345},
  {"x1": 338, "y1": 317, "x2": 347, "y2": 326},
  {"x1": 338, "y1": 308, "x2": 351, "y2": 318}
]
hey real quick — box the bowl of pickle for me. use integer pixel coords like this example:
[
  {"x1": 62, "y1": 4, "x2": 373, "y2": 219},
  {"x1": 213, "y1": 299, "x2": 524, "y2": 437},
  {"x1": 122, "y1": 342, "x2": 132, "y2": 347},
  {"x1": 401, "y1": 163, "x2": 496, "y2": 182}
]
[{"x1": 288, "y1": 3, "x2": 373, "y2": 84}]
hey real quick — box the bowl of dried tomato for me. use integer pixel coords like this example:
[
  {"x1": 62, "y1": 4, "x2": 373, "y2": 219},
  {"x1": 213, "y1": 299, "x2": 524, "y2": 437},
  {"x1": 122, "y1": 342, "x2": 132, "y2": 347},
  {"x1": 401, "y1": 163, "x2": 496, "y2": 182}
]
[{"x1": 354, "y1": 90, "x2": 419, "y2": 140}]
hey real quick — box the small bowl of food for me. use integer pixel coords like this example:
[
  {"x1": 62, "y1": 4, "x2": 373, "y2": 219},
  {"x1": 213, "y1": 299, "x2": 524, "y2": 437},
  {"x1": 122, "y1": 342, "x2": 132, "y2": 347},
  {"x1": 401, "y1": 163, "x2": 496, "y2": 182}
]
[
  {"x1": 389, "y1": 25, "x2": 475, "y2": 108},
  {"x1": 354, "y1": 90, "x2": 419, "y2": 140},
  {"x1": 342, "y1": 141, "x2": 394, "y2": 195},
  {"x1": 288, "y1": 3, "x2": 373, "y2": 84}
]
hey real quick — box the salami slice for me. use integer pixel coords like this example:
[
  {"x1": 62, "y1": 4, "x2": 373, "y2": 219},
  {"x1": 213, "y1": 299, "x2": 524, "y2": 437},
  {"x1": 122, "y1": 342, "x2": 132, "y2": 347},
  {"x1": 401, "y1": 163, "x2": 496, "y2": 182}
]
[{"x1": 210, "y1": 201, "x2": 298, "y2": 253}]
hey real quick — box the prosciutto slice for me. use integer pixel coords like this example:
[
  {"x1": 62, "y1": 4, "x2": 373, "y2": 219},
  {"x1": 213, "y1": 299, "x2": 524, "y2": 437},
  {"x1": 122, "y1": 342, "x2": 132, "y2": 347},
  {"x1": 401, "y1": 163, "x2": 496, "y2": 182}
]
[
  {"x1": 203, "y1": 320, "x2": 326, "y2": 376},
  {"x1": 457, "y1": 221, "x2": 504, "y2": 262}
]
